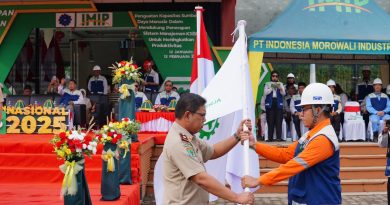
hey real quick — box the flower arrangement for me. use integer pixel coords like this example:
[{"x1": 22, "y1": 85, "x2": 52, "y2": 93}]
[
  {"x1": 50, "y1": 129, "x2": 98, "y2": 197},
  {"x1": 51, "y1": 130, "x2": 98, "y2": 162},
  {"x1": 110, "y1": 59, "x2": 143, "y2": 99},
  {"x1": 119, "y1": 117, "x2": 141, "y2": 135},
  {"x1": 153, "y1": 104, "x2": 168, "y2": 112},
  {"x1": 111, "y1": 59, "x2": 142, "y2": 84},
  {"x1": 97, "y1": 122, "x2": 124, "y2": 145}
]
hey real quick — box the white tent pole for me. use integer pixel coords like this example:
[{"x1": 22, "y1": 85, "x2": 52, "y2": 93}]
[
  {"x1": 310, "y1": 64, "x2": 316, "y2": 83},
  {"x1": 195, "y1": 6, "x2": 202, "y2": 56}
]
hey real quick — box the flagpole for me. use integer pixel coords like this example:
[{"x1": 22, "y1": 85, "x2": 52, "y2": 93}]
[
  {"x1": 237, "y1": 20, "x2": 251, "y2": 192},
  {"x1": 195, "y1": 6, "x2": 203, "y2": 56}
]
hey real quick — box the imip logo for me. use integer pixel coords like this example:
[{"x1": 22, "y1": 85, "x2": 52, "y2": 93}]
[
  {"x1": 305, "y1": 0, "x2": 371, "y2": 13},
  {"x1": 313, "y1": 96, "x2": 323, "y2": 101}
]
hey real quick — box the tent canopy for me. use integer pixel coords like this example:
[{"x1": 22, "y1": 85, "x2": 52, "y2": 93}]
[{"x1": 249, "y1": 0, "x2": 390, "y2": 55}]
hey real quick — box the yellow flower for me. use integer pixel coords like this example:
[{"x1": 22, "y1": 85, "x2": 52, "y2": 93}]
[
  {"x1": 107, "y1": 136, "x2": 112, "y2": 141},
  {"x1": 65, "y1": 148, "x2": 72, "y2": 155},
  {"x1": 57, "y1": 150, "x2": 65, "y2": 158}
]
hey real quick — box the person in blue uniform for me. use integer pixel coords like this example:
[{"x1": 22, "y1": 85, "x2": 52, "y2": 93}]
[
  {"x1": 366, "y1": 78, "x2": 390, "y2": 142},
  {"x1": 155, "y1": 80, "x2": 180, "y2": 106},
  {"x1": 264, "y1": 71, "x2": 285, "y2": 141},
  {"x1": 142, "y1": 60, "x2": 160, "y2": 92},
  {"x1": 134, "y1": 82, "x2": 148, "y2": 110},
  {"x1": 87, "y1": 65, "x2": 108, "y2": 94}
]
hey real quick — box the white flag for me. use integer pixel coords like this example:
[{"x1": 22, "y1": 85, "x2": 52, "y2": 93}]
[
  {"x1": 154, "y1": 6, "x2": 215, "y2": 205},
  {"x1": 201, "y1": 20, "x2": 259, "y2": 201}
]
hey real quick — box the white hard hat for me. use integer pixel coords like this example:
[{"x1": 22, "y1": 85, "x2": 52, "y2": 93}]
[
  {"x1": 299, "y1": 83, "x2": 334, "y2": 106},
  {"x1": 373, "y1": 78, "x2": 382, "y2": 85},
  {"x1": 326, "y1": 79, "x2": 336, "y2": 86},
  {"x1": 93, "y1": 65, "x2": 101, "y2": 71},
  {"x1": 287, "y1": 73, "x2": 295, "y2": 78},
  {"x1": 362, "y1": 66, "x2": 371, "y2": 71}
]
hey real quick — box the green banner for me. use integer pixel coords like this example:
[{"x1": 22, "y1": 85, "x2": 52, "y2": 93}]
[
  {"x1": 250, "y1": 38, "x2": 390, "y2": 55},
  {"x1": 133, "y1": 11, "x2": 196, "y2": 78}
]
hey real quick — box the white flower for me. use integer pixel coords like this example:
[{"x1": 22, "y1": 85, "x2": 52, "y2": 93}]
[
  {"x1": 87, "y1": 145, "x2": 93, "y2": 151},
  {"x1": 76, "y1": 148, "x2": 82, "y2": 153},
  {"x1": 92, "y1": 148, "x2": 97, "y2": 154},
  {"x1": 82, "y1": 144, "x2": 87, "y2": 149}
]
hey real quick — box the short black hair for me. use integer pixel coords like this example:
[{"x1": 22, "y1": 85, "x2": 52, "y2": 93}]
[
  {"x1": 69, "y1": 79, "x2": 77, "y2": 84},
  {"x1": 24, "y1": 85, "x2": 32, "y2": 91},
  {"x1": 165, "y1": 80, "x2": 173, "y2": 86},
  {"x1": 175, "y1": 93, "x2": 206, "y2": 119},
  {"x1": 298, "y1": 82, "x2": 306, "y2": 87}
]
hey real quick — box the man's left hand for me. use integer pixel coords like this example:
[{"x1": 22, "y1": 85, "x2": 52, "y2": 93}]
[
  {"x1": 241, "y1": 175, "x2": 260, "y2": 188},
  {"x1": 235, "y1": 119, "x2": 252, "y2": 136}
]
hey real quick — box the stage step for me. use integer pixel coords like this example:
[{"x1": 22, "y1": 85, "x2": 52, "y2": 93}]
[
  {"x1": 0, "y1": 166, "x2": 139, "y2": 184},
  {"x1": 256, "y1": 179, "x2": 387, "y2": 193},
  {"x1": 0, "y1": 152, "x2": 140, "y2": 169}
]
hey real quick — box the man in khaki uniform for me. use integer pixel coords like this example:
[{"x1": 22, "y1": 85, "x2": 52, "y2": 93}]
[{"x1": 162, "y1": 93, "x2": 254, "y2": 205}]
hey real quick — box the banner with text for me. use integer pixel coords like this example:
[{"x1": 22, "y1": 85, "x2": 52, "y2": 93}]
[{"x1": 250, "y1": 39, "x2": 390, "y2": 55}]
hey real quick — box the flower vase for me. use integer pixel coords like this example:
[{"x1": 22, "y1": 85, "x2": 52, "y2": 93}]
[
  {"x1": 63, "y1": 158, "x2": 92, "y2": 205},
  {"x1": 101, "y1": 143, "x2": 120, "y2": 201},
  {"x1": 119, "y1": 138, "x2": 132, "y2": 185},
  {"x1": 119, "y1": 79, "x2": 136, "y2": 123}
]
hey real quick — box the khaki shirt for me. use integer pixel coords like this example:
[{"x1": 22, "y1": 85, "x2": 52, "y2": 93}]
[
  {"x1": 162, "y1": 122, "x2": 214, "y2": 205},
  {"x1": 0, "y1": 89, "x2": 3, "y2": 103}
]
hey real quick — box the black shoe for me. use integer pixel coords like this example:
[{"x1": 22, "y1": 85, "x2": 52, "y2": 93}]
[{"x1": 373, "y1": 132, "x2": 379, "y2": 142}]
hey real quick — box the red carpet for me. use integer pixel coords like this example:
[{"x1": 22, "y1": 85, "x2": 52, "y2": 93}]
[{"x1": 0, "y1": 134, "x2": 141, "y2": 205}]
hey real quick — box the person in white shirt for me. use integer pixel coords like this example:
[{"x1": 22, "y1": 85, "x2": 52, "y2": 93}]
[
  {"x1": 264, "y1": 71, "x2": 285, "y2": 141},
  {"x1": 155, "y1": 80, "x2": 180, "y2": 106},
  {"x1": 142, "y1": 60, "x2": 160, "y2": 92},
  {"x1": 134, "y1": 82, "x2": 148, "y2": 110},
  {"x1": 58, "y1": 78, "x2": 67, "y2": 95},
  {"x1": 87, "y1": 65, "x2": 108, "y2": 94},
  {"x1": 60, "y1": 79, "x2": 84, "y2": 106}
]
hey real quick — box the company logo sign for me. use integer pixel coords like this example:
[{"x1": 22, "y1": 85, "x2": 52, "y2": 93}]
[
  {"x1": 304, "y1": 0, "x2": 371, "y2": 13},
  {"x1": 313, "y1": 96, "x2": 323, "y2": 101}
]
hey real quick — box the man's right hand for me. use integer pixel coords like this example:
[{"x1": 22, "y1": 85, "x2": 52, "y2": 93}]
[{"x1": 234, "y1": 192, "x2": 254, "y2": 204}]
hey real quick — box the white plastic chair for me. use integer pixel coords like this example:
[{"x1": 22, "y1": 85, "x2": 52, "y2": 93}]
[{"x1": 343, "y1": 101, "x2": 366, "y2": 141}]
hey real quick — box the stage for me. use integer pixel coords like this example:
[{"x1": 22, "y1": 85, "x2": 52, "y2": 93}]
[{"x1": 0, "y1": 133, "x2": 159, "y2": 205}]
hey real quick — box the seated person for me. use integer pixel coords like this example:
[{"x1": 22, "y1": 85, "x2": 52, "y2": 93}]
[
  {"x1": 155, "y1": 80, "x2": 180, "y2": 106},
  {"x1": 366, "y1": 78, "x2": 390, "y2": 142},
  {"x1": 47, "y1": 76, "x2": 59, "y2": 94},
  {"x1": 134, "y1": 82, "x2": 148, "y2": 110},
  {"x1": 23, "y1": 85, "x2": 33, "y2": 96},
  {"x1": 60, "y1": 79, "x2": 84, "y2": 107},
  {"x1": 87, "y1": 65, "x2": 108, "y2": 94}
]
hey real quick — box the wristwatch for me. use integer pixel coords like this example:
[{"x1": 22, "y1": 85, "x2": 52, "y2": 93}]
[{"x1": 234, "y1": 133, "x2": 240, "y2": 142}]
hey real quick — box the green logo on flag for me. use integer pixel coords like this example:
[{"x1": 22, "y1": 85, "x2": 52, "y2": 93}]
[{"x1": 199, "y1": 119, "x2": 220, "y2": 140}]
